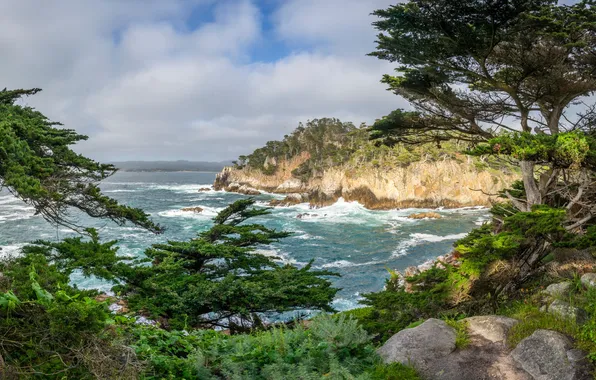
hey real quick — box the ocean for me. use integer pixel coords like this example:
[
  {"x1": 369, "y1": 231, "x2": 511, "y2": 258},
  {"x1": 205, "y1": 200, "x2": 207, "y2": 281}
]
[{"x1": 0, "y1": 171, "x2": 488, "y2": 311}]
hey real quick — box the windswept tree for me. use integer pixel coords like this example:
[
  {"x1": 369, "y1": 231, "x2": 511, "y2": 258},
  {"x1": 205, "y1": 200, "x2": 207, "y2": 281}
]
[
  {"x1": 369, "y1": 0, "x2": 596, "y2": 280},
  {"x1": 0, "y1": 88, "x2": 162, "y2": 233},
  {"x1": 30, "y1": 199, "x2": 339, "y2": 331}
]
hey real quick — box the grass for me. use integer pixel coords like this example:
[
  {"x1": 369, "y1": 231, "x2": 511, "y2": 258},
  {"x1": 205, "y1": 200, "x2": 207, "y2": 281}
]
[
  {"x1": 369, "y1": 363, "x2": 422, "y2": 380},
  {"x1": 444, "y1": 319, "x2": 471, "y2": 349},
  {"x1": 507, "y1": 311, "x2": 580, "y2": 348}
]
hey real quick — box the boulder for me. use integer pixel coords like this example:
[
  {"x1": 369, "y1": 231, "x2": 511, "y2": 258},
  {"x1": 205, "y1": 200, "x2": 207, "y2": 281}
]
[
  {"x1": 548, "y1": 300, "x2": 588, "y2": 324},
  {"x1": 181, "y1": 207, "x2": 203, "y2": 213},
  {"x1": 407, "y1": 212, "x2": 442, "y2": 220},
  {"x1": 580, "y1": 272, "x2": 596, "y2": 288},
  {"x1": 275, "y1": 178, "x2": 304, "y2": 193},
  {"x1": 377, "y1": 318, "x2": 456, "y2": 368},
  {"x1": 464, "y1": 315, "x2": 518, "y2": 344},
  {"x1": 544, "y1": 282, "x2": 571, "y2": 297},
  {"x1": 511, "y1": 330, "x2": 592, "y2": 380},
  {"x1": 198, "y1": 187, "x2": 211, "y2": 192},
  {"x1": 237, "y1": 185, "x2": 261, "y2": 195},
  {"x1": 269, "y1": 193, "x2": 304, "y2": 207}
]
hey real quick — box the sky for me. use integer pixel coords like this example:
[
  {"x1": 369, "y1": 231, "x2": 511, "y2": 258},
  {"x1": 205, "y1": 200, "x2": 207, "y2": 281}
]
[{"x1": 0, "y1": 0, "x2": 405, "y2": 162}]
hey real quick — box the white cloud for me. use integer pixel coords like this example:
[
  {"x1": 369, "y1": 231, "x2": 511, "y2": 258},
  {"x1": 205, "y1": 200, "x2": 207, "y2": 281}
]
[{"x1": 0, "y1": 0, "x2": 404, "y2": 161}]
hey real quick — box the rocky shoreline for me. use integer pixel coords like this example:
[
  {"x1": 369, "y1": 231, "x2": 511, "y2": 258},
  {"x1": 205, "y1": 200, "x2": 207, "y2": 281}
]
[{"x1": 213, "y1": 156, "x2": 518, "y2": 210}]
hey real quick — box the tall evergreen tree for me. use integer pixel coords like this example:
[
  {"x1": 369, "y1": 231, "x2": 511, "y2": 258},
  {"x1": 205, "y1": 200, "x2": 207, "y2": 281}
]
[
  {"x1": 0, "y1": 88, "x2": 162, "y2": 233},
  {"x1": 369, "y1": 0, "x2": 596, "y2": 279}
]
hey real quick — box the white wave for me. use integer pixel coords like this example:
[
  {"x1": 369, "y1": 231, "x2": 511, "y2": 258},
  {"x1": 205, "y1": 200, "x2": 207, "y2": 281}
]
[
  {"x1": 254, "y1": 248, "x2": 307, "y2": 266},
  {"x1": 149, "y1": 184, "x2": 215, "y2": 194},
  {"x1": 157, "y1": 205, "x2": 222, "y2": 219},
  {"x1": 475, "y1": 216, "x2": 490, "y2": 226},
  {"x1": 293, "y1": 233, "x2": 323, "y2": 240},
  {"x1": 331, "y1": 297, "x2": 362, "y2": 311},
  {"x1": 0, "y1": 243, "x2": 26, "y2": 259},
  {"x1": 392, "y1": 232, "x2": 467, "y2": 257},
  {"x1": 0, "y1": 212, "x2": 35, "y2": 223},
  {"x1": 0, "y1": 195, "x2": 19, "y2": 205},
  {"x1": 410, "y1": 232, "x2": 468, "y2": 243},
  {"x1": 316, "y1": 258, "x2": 387, "y2": 269}
]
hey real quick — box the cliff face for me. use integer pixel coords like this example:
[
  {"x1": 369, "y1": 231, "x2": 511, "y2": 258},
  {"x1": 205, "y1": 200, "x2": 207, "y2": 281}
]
[{"x1": 214, "y1": 153, "x2": 518, "y2": 209}]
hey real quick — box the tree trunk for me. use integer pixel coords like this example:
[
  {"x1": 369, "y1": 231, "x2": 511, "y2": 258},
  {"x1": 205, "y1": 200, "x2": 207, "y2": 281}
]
[
  {"x1": 520, "y1": 160, "x2": 541, "y2": 209},
  {"x1": 497, "y1": 238, "x2": 551, "y2": 296}
]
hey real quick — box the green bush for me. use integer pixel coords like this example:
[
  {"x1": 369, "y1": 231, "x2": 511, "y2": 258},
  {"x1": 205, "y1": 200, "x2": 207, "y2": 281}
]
[{"x1": 131, "y1": 314, "x2": 420, "y2": 379}]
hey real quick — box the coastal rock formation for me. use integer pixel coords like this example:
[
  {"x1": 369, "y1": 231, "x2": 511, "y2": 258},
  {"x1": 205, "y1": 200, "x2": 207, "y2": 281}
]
[
  {"x1": 181, "y1": 207, "x2": 203, "y2": 213},
  {"x1": 214, "y1": 155, "x2": 518, "y2": 210},
  {"x1": 223, "y1": 182, "x2": 261, "y2": 196},
  {"x1": 407, "y1": 212, "x2": 442, "y2": 219},
  {"x1": 269, "y1": 193, "x2": 308, "y2": 207}
]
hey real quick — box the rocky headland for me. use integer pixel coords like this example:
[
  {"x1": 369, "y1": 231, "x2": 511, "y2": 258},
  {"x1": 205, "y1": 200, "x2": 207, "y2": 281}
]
[{"x1": 214, "y1": 153, "x2": 518, "y2": 209}]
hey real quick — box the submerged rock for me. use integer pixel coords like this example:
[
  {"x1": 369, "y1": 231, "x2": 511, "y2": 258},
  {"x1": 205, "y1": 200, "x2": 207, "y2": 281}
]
[
  {"x1": 181, "y1": 207, "x2": 204, "y2": 213},
  {"x1": 407, "y1": 212, "x2": 442, "y2": 219},
  {"x1": 511, "y1": 330, "x2": 592, "y2": 380}
]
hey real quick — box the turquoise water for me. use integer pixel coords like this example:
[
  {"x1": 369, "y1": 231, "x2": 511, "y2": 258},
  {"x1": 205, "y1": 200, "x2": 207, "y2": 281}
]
[{"x1": 0, "y1": 171, "x2": 488, "y2": 311}]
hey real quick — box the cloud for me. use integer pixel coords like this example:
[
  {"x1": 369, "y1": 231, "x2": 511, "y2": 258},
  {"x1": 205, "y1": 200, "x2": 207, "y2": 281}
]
[{"x1": 0, "y1": 0, "x2": 403, "y2": 161}]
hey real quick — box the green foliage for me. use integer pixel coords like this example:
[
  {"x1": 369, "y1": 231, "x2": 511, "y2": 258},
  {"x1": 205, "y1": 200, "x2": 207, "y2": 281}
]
[
  {"x1": 507, "y1": 310, "x2": 578, "y2": 348},
  {"x1": 358, "y1": 266, "x2": 452, "y2": 341},
  {"x1": 0, "y1": 253, "x2": 140, "y2": 379},
  {"x1": 0, "y1": 88, "x2": 162, "y2": 233},
  {"x1": 470, "y1": 132, "x2": 596, "y2": 170},
  {"x1": 444, "y1": 319, "x2": 470, "y2": 350},
  {"x1": 132, "y1": 314, "x2": 421, "y2": 380},
  {"x1": 237, "y1": 117, "x2": 487, "y2": 182},
  {"x1": 25, "y1": 200, "x2": 338, "y2": 331}
]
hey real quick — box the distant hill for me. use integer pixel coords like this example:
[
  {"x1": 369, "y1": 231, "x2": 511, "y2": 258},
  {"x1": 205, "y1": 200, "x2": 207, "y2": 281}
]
[{"x1": 111, "y1": 160, "x2": 232, "y2": 172}]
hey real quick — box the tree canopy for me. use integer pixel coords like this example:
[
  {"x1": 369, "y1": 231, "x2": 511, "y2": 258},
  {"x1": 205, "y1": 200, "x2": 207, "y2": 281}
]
[
  {"x1": 28, "y1": 199, "x2": 338, "y2": 331},
  {"x1": 369, "y1": 0, "x2": 596, "y2": 283},
  {"x1": 0, "y1": 88, "x2": 162, "y2": 233}
]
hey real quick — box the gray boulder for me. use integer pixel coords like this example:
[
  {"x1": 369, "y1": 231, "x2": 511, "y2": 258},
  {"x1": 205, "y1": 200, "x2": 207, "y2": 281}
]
[
  {"x1": 377, "y1": 318, "x2": 456, "y2": 368},
  {"x1": 548, "y1": 300, "x2": 588, "y2": 324},
  {"x1": 581, "y1": 273, "x2": 596, "y2": 288},
  {"x1": 464, "y1": 315, "x2": 518, "y2": 344},
  {"x1": 511, "y1": 330, "x2": 591, "y2": 380},
  {"x1": 544, "y1": 282, "x2": 571, "y2": 297}
]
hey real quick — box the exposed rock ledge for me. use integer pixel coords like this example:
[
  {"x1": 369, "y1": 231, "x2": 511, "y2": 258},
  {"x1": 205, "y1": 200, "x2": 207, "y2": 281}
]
[
  {"x1": 378, "y1": 317, "x2": 593, "y2": 380},
  {"x1": 213, "y1": 155, "x2": 518, "y2": 210}
]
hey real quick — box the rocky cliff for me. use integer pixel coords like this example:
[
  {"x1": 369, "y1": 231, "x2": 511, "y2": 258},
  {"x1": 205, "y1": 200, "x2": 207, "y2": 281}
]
[{"x1": 214, "y1": 152, "x2": 518, "y2": 209}]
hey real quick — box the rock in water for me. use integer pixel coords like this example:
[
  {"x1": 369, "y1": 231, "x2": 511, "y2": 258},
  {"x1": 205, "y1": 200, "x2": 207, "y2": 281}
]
[
  {"x1": 407, "y1": 212, "x2": 442, "y2": 219},
  {"x1": 511, "y1": 330, "x2": 592, "y2": 380},
  {"x1": 198, "y1": 187, "x2": 211, "y2": 192},
  {"x1": 269, "y1": 193, "x2": 305, "y2": 207},
  {"x1": 181, "y1": 207, "x2": 203, "y2": 213},
  {"x1": 377, "y1": 318, "x2": 456, "y2": 367}
]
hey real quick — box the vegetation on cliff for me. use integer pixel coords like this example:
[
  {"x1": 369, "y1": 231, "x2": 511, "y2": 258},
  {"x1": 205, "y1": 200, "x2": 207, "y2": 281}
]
[{"x1": 233, "y1": 117, "x2": 494, "y2": 182}]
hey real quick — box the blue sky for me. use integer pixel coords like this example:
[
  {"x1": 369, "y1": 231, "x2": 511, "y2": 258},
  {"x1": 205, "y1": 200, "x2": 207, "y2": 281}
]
[
  {"x1": 6, "y1": 0, "x2": 581, "y2": 161},
  {"x1": 0, "y1": 0, "x2": 402, "y2": 161}
]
